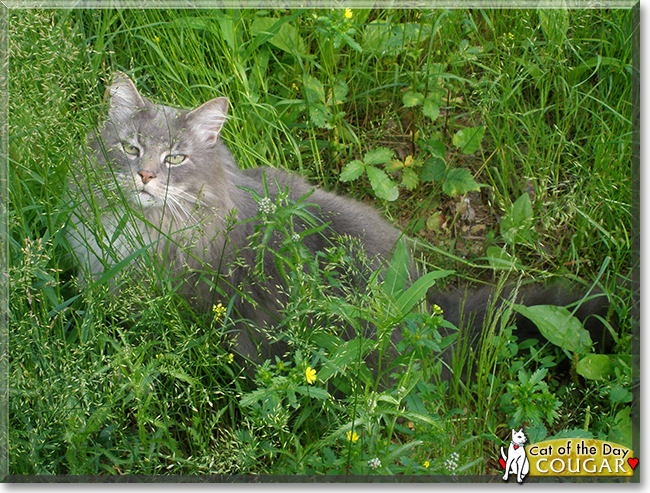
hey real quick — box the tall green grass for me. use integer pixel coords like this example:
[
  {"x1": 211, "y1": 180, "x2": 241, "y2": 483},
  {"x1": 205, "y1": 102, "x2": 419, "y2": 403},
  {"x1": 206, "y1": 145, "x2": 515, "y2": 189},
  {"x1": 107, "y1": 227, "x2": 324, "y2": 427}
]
[{"x1": 8, "y1": 8, "x2": 635, "y2": 477}]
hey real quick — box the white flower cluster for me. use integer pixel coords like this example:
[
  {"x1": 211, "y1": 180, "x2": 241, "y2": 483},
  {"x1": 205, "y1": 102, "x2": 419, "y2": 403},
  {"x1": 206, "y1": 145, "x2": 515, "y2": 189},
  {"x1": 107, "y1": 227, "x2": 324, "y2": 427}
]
[
  {"x1": 367, "y1": 457, "x2": 381, "y2": 470},
  {"x1": 258, "y1": 197, "x2": 277, "y2": 215},
  {"x1": 444, "y1": 452, "x2": 460, "y2": 474},
  {"x1": 291, "y1": 233, "x2": 300, "y2": 242}
]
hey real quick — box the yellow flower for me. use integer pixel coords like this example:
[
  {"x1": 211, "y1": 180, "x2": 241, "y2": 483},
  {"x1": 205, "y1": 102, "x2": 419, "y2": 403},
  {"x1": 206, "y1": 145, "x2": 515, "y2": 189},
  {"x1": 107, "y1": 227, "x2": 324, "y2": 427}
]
[
  {"x1": 344, "y1": 8, "x2": 353, "y2": 19},
  {"x1": 227, "y1": 353, "x2": 234, "y2": 364},
  {"x1": 305, "y1": 366, "x2": 317, "y2": 384},
  {"x1": 154, "y1": 35, "x2": 160, "y2": 42},
  {"x1": 423, "y1": 460, "x2": 430, "y2": 468},
  {"x1": 212, "y1": 303, "x2": 226, "y2": 319},
  {"x1": 347, "y1": 430, "x2": 359, "y2": 442}
]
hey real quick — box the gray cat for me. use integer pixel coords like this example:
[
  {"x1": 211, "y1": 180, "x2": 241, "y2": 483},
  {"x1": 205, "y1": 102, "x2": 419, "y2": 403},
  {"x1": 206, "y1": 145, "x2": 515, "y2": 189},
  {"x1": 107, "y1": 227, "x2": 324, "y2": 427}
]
[
  {"x1": 67, "y1": 73, "x2": 613, "y2": 376},
  {"x1": 67, "y1": 73, "x2": 420, "y2": 367}
]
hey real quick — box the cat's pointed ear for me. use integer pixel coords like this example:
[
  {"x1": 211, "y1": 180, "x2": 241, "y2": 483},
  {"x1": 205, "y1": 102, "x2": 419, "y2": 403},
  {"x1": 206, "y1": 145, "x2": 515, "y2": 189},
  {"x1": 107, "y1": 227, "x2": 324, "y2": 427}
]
[
  {"x1": 187, "y1": 97, "x2": 229, "y2": 147},
  {"x1": 107, "y1": 72, "x2": 145, "y2": 122}
]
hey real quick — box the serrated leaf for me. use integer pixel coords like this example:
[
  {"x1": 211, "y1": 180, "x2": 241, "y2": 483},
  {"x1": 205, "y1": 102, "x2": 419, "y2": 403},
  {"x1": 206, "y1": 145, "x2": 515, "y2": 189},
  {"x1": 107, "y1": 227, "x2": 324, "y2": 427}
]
[
  {"x1": 401, "y1": 168, "x2": 419, "y2": 190},
  {"x1": 452, "y1": 126, "x2": 485, "y2": 154},
  {"x1": 442, "y1": 168, "x2": 481, "y2": 196},
  {"x1": 331, "y1": 80, "x2": 349, "y2": 104},
  {"x1": 308, "y1": 104, "x2": 332, "y2": 129},
  {"x1": 419, "y1": 156, "x2": 446, "y2": 182},
  {"x1": 422, "y1": 97, "x2": 440, "y2": 120},
  {"x1": 421, "y1": 139, "x2": 446, "y2": 158},
  {"x1": 512, "y1": 304, "x2": 593, "y2": 354},
  {"x1": 304, "y1": 74, "x2": 326, "y2": 104},
  {"x1": 364, "y1": 147, "x2": 394, "y2": 165},
  {"x1": 339, "y1": 160, "x2": 365, "y2": 182},
  {"x1": 366, "y1": 165, "x2": 399, "y2": 201},
  {"x1": 403, "y1": 91, "x2": 424, "y2": 108},
  {"x1": 295, "y1": 385, "x2": 330, "y2": 400}
]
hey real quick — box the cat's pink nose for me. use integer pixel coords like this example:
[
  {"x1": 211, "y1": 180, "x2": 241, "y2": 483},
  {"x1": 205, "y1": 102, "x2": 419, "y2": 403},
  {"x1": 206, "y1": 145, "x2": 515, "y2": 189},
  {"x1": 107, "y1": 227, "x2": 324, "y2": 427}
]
[{"x1": 139, "y1": 170, "x2": 156, "y2": 185}]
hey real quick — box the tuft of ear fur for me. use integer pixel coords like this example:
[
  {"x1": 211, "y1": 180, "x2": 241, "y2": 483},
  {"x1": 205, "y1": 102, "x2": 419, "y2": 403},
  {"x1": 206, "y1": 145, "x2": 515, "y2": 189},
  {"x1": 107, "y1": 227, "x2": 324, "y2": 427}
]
[
  {"x1": 186, "y1": 97, "x2": 229, "y2": 147},
  {"x1": 108, "y1": 72, "x2": 145, "y2": 122}
]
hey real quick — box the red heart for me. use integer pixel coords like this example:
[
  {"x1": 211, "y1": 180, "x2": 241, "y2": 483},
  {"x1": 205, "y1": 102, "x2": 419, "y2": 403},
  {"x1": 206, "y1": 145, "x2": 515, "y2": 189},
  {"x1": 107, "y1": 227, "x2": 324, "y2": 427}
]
[
  {"x1": 514, "y1": 445, "x2": 519, "y2": 449},
  {"x1": 628, "y1": 458, "x2": 638, "y2": 470},
  {"x1": 499, "y1": 458, "x2": 506, "y2": 469}
]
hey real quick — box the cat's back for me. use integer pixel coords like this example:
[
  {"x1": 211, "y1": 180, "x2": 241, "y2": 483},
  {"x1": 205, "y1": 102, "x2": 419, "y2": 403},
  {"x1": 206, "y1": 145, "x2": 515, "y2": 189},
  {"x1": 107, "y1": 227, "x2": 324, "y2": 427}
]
[{"x1": 238, "y1": 166, "x2": 404, "y2": 260}]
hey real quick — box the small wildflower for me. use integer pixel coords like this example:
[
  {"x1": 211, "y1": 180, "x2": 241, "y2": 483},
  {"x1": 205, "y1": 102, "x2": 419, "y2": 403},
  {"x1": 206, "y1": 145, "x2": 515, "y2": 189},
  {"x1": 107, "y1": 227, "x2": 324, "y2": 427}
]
[
  {"x1": 227, "y1": 353, "x2": 234, "y2": 364},
  {"x1": 423, "y1": 460, "x2": 430, "y2": 469},
  {"x1": 305, "y1": 366, "x2": 317, "y2": 384},
  {"x1": 154, "y1": 35, "x2": 160, "y2": 42},
  {"x1": 367, "y1": 457, "x2": 381, "y2": 470},
  {"x1": 212, "y1": 302, "x2": 226, "y2": 320},
  {"x1": 292, "y1": 83, "x2": 300, "y2": 91},
  {"x1": 344, "y1": 8, "x2": 353, "y2": 19},
  {"x1": 258, "y1": 197, "x2": 277, "y2": 215},
  {"x1": 291, "y1": 233, "x2": 300, "y2": 242},
  {"x1": 432, "y1": 304, "x2": 443, "y2": 315},
  {"x1": 444, "y1": 452, "x2": 460, "y2": 474},
  {"x1": 347, "y1": 430, "x2": 359, "y2": 442}
]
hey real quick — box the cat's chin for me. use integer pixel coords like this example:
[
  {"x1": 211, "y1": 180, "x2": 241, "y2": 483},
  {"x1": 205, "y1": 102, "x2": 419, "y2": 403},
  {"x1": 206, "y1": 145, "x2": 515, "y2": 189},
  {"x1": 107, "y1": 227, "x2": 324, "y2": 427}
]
[{"x1": 134, "y1": 190, "x2": 158, "y2": 208}]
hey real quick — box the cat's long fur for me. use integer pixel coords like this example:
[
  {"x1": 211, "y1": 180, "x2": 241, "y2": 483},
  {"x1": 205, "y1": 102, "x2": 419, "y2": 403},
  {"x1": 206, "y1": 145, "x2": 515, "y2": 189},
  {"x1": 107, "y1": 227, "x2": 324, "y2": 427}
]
[{"x1": 67, "y1": 73, "x2": 614, "y2": 375}]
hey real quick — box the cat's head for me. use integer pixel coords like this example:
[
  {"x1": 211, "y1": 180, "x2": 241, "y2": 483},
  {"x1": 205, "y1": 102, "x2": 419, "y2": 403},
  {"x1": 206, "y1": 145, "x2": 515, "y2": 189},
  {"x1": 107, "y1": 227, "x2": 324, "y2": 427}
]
[
  {"x1": 511, "y1": 428, "x2": 527, "y2": 444},
  {"x1": 89, "y1": 72, "x2": 234, "y2": 216}
]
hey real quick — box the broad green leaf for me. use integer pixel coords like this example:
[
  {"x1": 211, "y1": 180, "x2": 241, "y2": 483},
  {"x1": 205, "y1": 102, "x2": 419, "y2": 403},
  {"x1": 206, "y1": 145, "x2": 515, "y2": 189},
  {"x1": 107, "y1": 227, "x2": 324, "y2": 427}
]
[
  {"x1": 331, "y1": 80, "x2": 349, "y2": 104},
  {"x1": 396, "y1": 270, "x2": 454, "y2": 314},
  {"x1": 422, "y1": 97, "x2": 440, "y2": 120},
  {"x1": 421, "y1": 139, "x2": 446, "y2": 158},
  {"x1": 366, "y1": 165, "x2": 399, "y2": 201},
  {"x1": 442, "y1": 167, "x2": 481, "y2": 196},
  {"x1": 401, "y1": 168, "x2": 419, "y2": 190},
  {"x1": 513, "y1": 304, "x2": 593, "y2": 354},
  {"x1": 419, "y1": 156, "x2": 446, "y2": 182},
  {"x1": 383, "y1": 238, "x2": 411, "y2": 298},
  {"x1": 609, "y1": 384, "x2": 632, "y2": 404},
  {"x1": 403, "y1": 91, "x2": 424, "y2": 108},
  {"x1": 309, "y1": 105, "x2": 332, "y2": 129},
  {"x1": 339, "y1": 160, "x2": 365, "y2": 182},
  {"x1": 303, "y1": 74, "x2": 332, "y2": 128},
  {"x1": 607, "y1": 407, "x2": 632, "y2": 448},
  {"x1": 364, "y1": 147, "x2": 394, "y2": 165},
  {"x1": 485, "y1": 246, "x2": 522, "y2": 270},
  {"x1": 250, "y1": 16, "x2": 307, "y2": 56},
  {"x1": 576, "y1": 354, "x2": 614, "y2": 380},
  {"x1": 304, "y1": 74, "x2": 326, "y2": 103},
  {"x1": 500, "y1": 193, "x2": 534, "y2": 246},
  {"x1": 452, "y1": 126, "x2": 485, "y2": 155}
]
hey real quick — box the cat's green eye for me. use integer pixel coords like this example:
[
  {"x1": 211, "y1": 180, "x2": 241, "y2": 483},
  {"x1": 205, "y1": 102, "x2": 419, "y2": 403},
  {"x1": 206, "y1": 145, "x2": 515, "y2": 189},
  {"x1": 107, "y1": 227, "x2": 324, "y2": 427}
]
[
  {"x1": 122, "y1": 143, "x2": 140, "y2": 157},
  {"x1": 165, "y1": 154, "x2": 187, "y2": 166}
]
